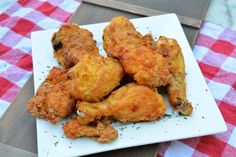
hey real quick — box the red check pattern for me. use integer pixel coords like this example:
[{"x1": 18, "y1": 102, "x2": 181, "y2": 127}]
[
  {"x1": 156, "y1": 22, "x2": 236, "y2": 157},
  {"x1": 0, "y1": 0, "x2": 81, "y2": 117}
]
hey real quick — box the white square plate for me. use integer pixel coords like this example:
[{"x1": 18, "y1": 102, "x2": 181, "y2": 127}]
[{"x1": 31, "y1": 14, "x2": 227, "y2": 157}]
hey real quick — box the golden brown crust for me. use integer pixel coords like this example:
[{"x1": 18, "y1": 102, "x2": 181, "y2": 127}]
[
  {"x1": 68, "y1": 54, "x2": 124, "y2": 102},
  {"x1": 63, "y1": 83, "x2": 166, "y2": 143},
  {"x1": 63, "y1": 118, "x2": 118, "y2": 143},
  {"x1": 76, "y1": 83, "x2": 166, "y2": 125},
  {"x1": 52, "y1": 23, "x2": 99, "y2": 68},
  {"x1": 120, "y1": 46, "x2": 171, "y2": 87},
  {"x1": 155, "y1": 36, "x2": 192, "y2": 116},
  {"x1": 103, "y1": 16, "x2": 142, "y2": 58},
  {"x1": 27, "y1": 67, "x2": 76, "y2": 124},
  {"x1": 27, "y1": 16, "x2": 193, "y2": 144},
  {"x1": 103, "y1": 16, "x2": 171, "y2": 88}
]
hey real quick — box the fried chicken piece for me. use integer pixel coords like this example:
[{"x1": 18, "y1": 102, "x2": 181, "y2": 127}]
[
  {"x1": 63, "y1": 118, "x2": 118, "y2": 143},
  {"x1": 155, "y1": 36, "x2": 192, "y2": 116},
  {"x1": 51, "y1": 23, "x2": 99, "y2": 68},
  {"x1": 142, "y1": 34, "x2": 193, "y2": 115},
  {"x1": 75, "y1": 83, "x2": 166, "y2": 125},
  {"x1": 120, "y1": 46, "x2": 171, "y2": 88},
  {"x1": 103, "y1": 16, "x2": 143, "y2": 58},
  {"x1": 103, "y1": 16, "x2": 171, "y2": 88},
  {"x1": 142, "y1": 33, "x2": 156, "y2": 49},
  {"x1": 27, "y1": 67, "x2": 76, "y2": 124},
  {"x1": 68, "y1": 54, "x2": 124, "y2": 102}
]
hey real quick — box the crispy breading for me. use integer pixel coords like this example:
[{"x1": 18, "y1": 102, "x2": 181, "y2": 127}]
[
  {"x1": 27, "y1": 67, "x2": 76, "y2": 124},
  {"x1": 63, "y1": 118, "x2": 118, "y2": 143},
  {"x1": 103, "y1": 16, "x2": 142, "y2": 58},
  {"x1": 142, "y1": 33, "x2": 156, "y2": 49},
  {"x1": 68, "y1": 54, "x2": 124, "y2": 102},
  {"x1": 103, "y1": 16, "x2": 171, "y2": 87},
  {"x1": 75, "y1": 83, "x2": 166, "y2": 125},
  {"x1": 120, "y1": 46, "x2": 171, "y2": 88},
  {"x1": 27, "y1": 16, "x2": 193, "y2": 145},
  {"x1": 155, "y1": 36, "x2": 192, "y2": 115},
  {"x1": 51, "y1": 23, "x2": 99, "y2": 68}
]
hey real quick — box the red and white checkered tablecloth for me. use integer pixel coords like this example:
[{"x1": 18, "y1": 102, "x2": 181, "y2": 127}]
[
  {"x1": 0, "y1": 1, "x2": 236, "y2": 156},
  {"x1": 156, "y1": 22, "x2": 236, "y2": 157},
  {"x1": 0, "y1": 0, "x2": 81, "y2": 117}
]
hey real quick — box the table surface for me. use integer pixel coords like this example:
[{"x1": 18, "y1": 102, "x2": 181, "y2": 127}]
[{"x1": 0, "y1": 0, "x2": 209, "y2": 156}]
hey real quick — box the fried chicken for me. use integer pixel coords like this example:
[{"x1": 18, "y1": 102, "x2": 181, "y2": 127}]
[
  {"x1": 68, "y1": 54, "x2": 124, "y2": 102},
  {"x1": 27, "y1": 17, "x2": 193, "y2": 145},
  {"x1": 63, "y1": 83, "x2": 165, "y2": 143},
  {"x1": 75, "y1": 83, "x2": 166, "y2": 125},
  {"x1": 51, "y1": 23, "x2": 99, "y2": 68},
  {"x1": 103, "y1": 16, "x2": 171, "y2": 88},
  {"x1": 155, "y1": 36, "x2": 192, "y2": 116},
  {"x1": 27, "y1": 67, "x2": 76, "y2": 124},
  {"x1": 63, "y1": 118, "x2": 118, "y2": 143}
]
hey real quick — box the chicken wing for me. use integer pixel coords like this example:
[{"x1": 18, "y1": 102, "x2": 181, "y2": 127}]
[
  {"x1": 155, "y1": 36, "x2": 192, "y2": 115},
  {"x1": 63, "y1": 118, "x2": 118, "y2": 143},
  {"x1": 27, "y1": 67, "x2": 76, "y2": 124},
  {"x1": 51, "y1": 23, "x2": 99, "y2": 68},
  {"x1": 68, "y1": 54, "x2": 124, "y2": 102},
  {"x1": 103, "y1": 16, "x2": 171, "y2": 88},
  {"x1": 75, "y1": 83, "x2": 166, "y2": 125}
]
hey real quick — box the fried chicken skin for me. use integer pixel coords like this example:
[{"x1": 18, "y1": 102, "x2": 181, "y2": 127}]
[
  {"x1": 63, "y1": 118, "x2": 118, "y2": 143},
  {"x1": 103, "y1": 16, "x2": 171, "y2": 88},
  {"x1": 75, "y1": 83, "x2": 166, "y2": 125},
  {"x1": 120, "y1": 46, "x2": 171, "y2": 88},
  {"x1": 155, "y1": 36, "x2": 192, "y2": 116},
  {"x1": 51, "y1": 23, "x2": 99, "y2": 68},
  {"x1": 68, "y1": 54, "x2": 124, "y2": 102},
  {"x1": 27, "y1": 67, "x2": 76, "y2": 124}
]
